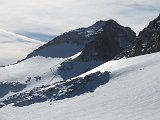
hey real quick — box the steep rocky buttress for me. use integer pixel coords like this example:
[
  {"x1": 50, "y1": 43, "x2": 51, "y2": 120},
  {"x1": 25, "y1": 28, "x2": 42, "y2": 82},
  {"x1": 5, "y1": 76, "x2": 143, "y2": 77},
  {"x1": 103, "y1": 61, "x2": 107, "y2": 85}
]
[
  {"x1": 78, "y1": 20, "x2": 136, "y2": 61},
  {"x1": 116, "y1": 14, "x2": 160, "y2": 58}
]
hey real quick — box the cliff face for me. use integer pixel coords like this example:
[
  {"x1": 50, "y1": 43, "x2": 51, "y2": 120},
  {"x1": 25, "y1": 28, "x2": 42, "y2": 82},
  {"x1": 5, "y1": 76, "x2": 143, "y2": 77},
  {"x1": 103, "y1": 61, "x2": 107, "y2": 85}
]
[{"x1": 78, "y1": 20, "x2": 136, "y2": 61}]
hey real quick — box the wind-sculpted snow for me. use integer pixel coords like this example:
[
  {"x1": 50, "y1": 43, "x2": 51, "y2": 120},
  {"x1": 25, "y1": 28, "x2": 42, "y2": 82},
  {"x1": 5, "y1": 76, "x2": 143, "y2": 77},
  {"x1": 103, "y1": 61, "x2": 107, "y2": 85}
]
[{"x1": 0, "y1": 71, "x2": 110, "y2": 107}]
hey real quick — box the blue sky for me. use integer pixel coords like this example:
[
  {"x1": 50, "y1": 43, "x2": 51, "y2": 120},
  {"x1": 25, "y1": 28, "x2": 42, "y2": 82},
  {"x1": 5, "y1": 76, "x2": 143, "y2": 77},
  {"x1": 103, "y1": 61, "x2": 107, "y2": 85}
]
[{"x1": 0, "y1": 0, "x2": 159, "y2": 36}]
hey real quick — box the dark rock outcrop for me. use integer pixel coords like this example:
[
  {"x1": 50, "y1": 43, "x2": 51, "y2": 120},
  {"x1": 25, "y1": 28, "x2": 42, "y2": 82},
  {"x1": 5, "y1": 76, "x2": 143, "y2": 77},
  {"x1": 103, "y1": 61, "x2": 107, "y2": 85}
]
[
  {"x1": 78, "y1": 20, "x2": 136, "y2": 61},
  {"x1": 58, "y1": 20, "x2": 135, "y2": 80},
  {"x1": 1, "y1": 71, "x2": 110, "y2": 107},
  {"x1": 117, "y1": 14, "x2": 160, "y2": 58}
]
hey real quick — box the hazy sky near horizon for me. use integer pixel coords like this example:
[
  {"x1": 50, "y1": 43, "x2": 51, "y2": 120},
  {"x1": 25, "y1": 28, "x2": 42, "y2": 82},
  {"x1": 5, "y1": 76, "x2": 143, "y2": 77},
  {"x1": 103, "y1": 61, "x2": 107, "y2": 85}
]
[{"x1": 0, "y1": 0, "x2": 159, "y2": 35}]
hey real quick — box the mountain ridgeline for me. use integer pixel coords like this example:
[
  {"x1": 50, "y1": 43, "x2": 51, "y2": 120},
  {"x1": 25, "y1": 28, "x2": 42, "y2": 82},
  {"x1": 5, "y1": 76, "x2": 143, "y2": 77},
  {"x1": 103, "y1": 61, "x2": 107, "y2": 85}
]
[
  {"x1": 26, "y1": 20, "x2": 136, "y2": 61},
  {"x1": 78, "y1": 20, "x2": 136, "y2": 61},
  {"x1": 26, "y1": 14, "x2": 160, "y2": 62},
  {"x1": 117, "y1": 14, "x2": 160, "y2": 58},
  {"x1": 26, "y1": 20, "x2": 106, "y2": 58}
]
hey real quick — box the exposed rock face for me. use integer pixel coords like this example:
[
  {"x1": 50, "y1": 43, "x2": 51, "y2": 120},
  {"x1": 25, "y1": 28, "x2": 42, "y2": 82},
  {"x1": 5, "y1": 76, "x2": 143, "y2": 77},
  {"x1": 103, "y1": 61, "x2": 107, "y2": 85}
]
[
  {"x1": 78, "y1": 20, "x2": 136, "y2": 61},
  {"x1": 117, "y1": 14, "x2": 160, "y2": 58},
  {"x1": 0, "y1": 71, "x2": 110, "y2": 107}
]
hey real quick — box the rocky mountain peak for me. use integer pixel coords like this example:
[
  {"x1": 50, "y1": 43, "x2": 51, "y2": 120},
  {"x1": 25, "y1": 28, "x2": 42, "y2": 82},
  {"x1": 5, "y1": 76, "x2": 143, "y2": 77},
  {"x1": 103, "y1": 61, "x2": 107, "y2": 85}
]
[
  {"x1": 105, "y1": 19, "x2": 119, "y2": 26},
  {"x1": 117, "y1": 14, "x2": 160, "y2": 58},
  {"x1": 78, "y1": 20, "x2": 136, "y2": 61}
]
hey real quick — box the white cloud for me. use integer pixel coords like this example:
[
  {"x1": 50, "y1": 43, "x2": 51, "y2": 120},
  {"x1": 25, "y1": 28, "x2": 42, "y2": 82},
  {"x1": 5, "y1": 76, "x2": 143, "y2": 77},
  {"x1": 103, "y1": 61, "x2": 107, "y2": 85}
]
[{"x1": 0, "y1": 0, "x2": 159, "y2": 35}]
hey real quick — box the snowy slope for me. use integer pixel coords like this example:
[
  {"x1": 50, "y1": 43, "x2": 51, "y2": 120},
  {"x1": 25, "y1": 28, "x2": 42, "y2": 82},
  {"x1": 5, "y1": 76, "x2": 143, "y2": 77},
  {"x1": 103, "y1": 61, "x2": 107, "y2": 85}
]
[
  {"x1": 0, "y1": 56, "x2": 64, "y2": 84},
  {"x1": 0, "y1": 51, "x2": 82, "y2": 100},
  {"x1": 1, "y1": 51, "x2": 160, "y2": 120},
  {"x1": 0, "y1": 29, "x2": 44, "y2": 66}
]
